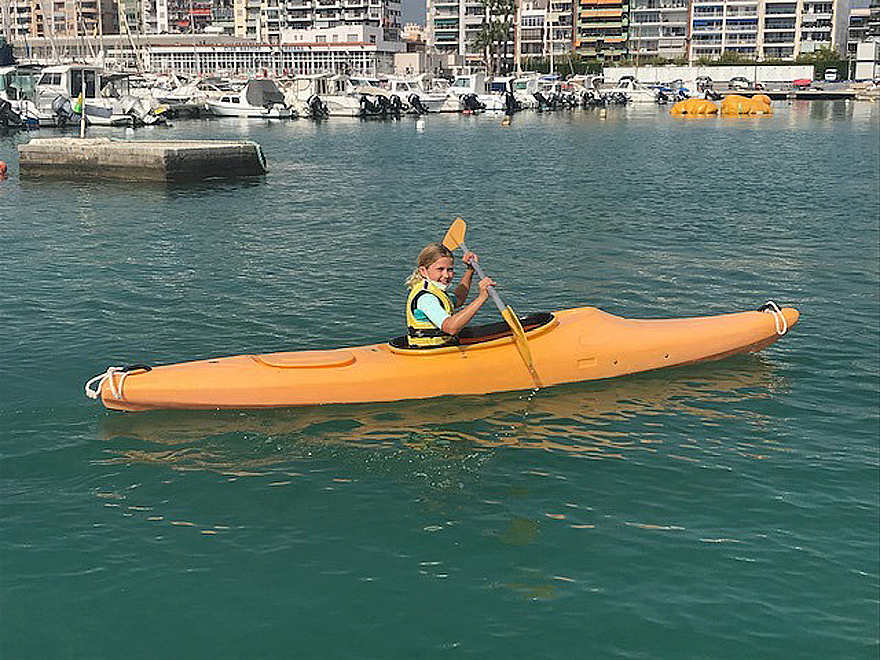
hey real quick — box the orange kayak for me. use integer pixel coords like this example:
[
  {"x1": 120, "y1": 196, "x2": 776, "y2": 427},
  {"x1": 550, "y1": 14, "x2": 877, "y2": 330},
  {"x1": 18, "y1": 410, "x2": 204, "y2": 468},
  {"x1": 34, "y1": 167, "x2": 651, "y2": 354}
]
[{"x1": 85, "y1": 303, "x2": 799, "y2": 412}]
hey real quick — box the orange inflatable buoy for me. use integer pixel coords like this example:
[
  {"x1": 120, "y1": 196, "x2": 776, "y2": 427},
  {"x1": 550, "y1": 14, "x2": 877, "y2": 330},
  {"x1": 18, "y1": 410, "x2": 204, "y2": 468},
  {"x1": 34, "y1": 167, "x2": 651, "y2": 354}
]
[{"x1": 0, "y1": 161, "x2": 7, "y2": 179}]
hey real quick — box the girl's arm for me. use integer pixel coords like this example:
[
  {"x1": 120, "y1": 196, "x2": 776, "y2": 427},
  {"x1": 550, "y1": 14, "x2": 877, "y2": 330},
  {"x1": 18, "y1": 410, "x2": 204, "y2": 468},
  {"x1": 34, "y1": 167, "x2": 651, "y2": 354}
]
[
  {"x1": 453, "y1": 252, "x2": 477, "y2": 307},
  {"x1": 442, "y1": 277, "x2": 495, "y2": 336}
]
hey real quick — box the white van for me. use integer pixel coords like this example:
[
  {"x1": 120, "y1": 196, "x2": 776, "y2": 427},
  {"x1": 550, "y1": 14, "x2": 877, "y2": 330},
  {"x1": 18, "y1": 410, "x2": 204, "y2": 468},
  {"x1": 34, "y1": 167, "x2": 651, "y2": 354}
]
[{"x1": 824, "y1": 69, "x2": 838, "y2": 82}]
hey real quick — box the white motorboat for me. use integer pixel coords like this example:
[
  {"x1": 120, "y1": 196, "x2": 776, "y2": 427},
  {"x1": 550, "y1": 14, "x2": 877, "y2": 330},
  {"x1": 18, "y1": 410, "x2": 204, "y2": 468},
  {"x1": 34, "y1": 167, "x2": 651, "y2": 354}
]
[
  {"x1": 512, "y1": 73, "x2": 540, "y2": 109},
  {"x1": 282, "y1": 74, "x2": 330, "y2": 118},
  {"x1": 603, "y1": 76, "x2": 659, "y2": 103},
  {"x1": 286, "y1": 74, "x2": 361, "y2": 117},
  {"x1": 382, "y1": 76, "x2": 446, "y2": 113},
  {"x1": 206, "y1": 78, "x2": 293, "y2": 118},
  {"x1": 100, "y1": 72, "x2": 169, "y2": 125},
  {"x1": 446, "y1": 73, "x2": 504, "y2": 112},
  {"x1": 0, "y1": 65, "x2": 42, "y2": 128},
  {"x1": 291, "y1": 75, "x2": 400, "y2": 118},
  {"x1": 36, "y1": 64, "x2": 140, "y2": 127}
]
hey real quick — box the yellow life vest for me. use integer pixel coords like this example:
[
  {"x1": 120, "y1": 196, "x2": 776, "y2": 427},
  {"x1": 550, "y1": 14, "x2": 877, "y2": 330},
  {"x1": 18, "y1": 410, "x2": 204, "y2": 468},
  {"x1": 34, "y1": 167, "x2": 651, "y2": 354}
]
[{"x1": 406, "y1": 279, "x2": 457, "y2": 348}]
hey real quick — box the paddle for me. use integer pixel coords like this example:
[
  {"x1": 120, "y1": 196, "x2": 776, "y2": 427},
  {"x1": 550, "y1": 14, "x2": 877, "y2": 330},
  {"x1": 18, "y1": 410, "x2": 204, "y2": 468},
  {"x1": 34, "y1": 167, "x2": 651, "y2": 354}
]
[{"x1": 442, "y1": 217, "x2": 542, "y2": 388}]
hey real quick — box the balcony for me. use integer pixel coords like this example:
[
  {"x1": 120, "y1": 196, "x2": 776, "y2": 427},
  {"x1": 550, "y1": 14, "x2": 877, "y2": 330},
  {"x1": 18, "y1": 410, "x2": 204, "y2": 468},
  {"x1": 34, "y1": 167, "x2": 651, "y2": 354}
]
[
  {"x1": 764, "y1": 4, "x2": 796, "y2": 14},
  {"x1": 763, "y1": 18, "x2": 795, "y2": 29},
  {"x1": 763, "y1": 32, "x2": 794, "y2": 42},
  {"x1": 802, "y1": 30, "x2": 831, "y2": 41}
]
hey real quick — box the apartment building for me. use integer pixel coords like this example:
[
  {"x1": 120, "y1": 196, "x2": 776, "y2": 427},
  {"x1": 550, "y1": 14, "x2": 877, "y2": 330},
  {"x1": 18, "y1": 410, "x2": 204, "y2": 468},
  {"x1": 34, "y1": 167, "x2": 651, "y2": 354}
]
[
  {"x1": 235, "y1": 0, "x2": 401, "y2": 45},
  {"x1": 0, "y1": 0, "x2": 117, "y2": 39},
  {"x1": 629, "y1": 0, "x2": 688, "y2": 60},
  {"x1": 2, "y1": 0, "x2": 37, "y2": 39},
  {"x1": 690, "y1": 0, "x2": 851, "y2": 61},
  {"x1": 519, "y1": 0, "x2": 574, "y2": 59},
  {"x1": 575, "y1": 0, "x2": 629, "y2": 61},
  {"x1": 426, "y1": 0, "x2": 487, "y2": 68}
]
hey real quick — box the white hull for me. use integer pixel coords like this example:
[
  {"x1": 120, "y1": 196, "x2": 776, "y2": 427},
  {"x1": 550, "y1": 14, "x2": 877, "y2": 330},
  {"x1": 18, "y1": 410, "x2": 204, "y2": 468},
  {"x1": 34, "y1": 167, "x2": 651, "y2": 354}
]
[
  {"x1": 322, "y1": 95, "x2": 361, "y2": 117},
  {"x1": 438, "y1": 96, "x2": 463, "y2": 112},
  {"x1": 207, "y1": 101, "x2": 291, "y2": 118},
  {"x1": 479, "y1": 94, "x2": 506, "y2": 111},
  {"x1": 416, "y1": 95, "x2": 449, "y2": 113},
  {"x1": 620, "y1": 90, "x2": 659, "y2": 103},
  {"x1": 81, "y1": 111, "x2": 134, "y2": 126}
]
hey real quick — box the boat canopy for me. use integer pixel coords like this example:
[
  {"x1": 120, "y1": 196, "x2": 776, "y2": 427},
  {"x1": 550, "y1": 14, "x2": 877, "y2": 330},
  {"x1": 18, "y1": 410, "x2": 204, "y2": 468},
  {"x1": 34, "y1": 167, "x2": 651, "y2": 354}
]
[{"x1": 245, "y1": 79, "x2": 284, "y2": 106}]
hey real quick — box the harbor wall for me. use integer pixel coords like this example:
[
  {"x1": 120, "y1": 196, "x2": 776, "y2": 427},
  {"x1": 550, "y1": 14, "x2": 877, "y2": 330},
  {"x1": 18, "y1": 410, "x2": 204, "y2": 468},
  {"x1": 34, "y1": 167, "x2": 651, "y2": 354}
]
[{"x1": 604, "y1": 65, "x2": 816, "y2": 84}]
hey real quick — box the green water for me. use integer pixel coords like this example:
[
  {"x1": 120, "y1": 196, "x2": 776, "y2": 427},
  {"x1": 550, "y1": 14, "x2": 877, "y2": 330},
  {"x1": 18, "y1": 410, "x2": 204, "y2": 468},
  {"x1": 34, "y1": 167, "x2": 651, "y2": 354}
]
[{"x1": 1, "y1": 102, "x2": 878, "y2": 659}]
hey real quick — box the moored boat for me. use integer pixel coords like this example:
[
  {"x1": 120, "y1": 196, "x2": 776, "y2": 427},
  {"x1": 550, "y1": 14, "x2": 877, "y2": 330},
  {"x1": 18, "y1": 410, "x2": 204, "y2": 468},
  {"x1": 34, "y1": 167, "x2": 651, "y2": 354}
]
[
  {"x1": 85, "y1": 303, "x2": 799, "y2": 412},
  {"x1": 206, "y1": 78, "x2": 292, "y2": 119}
]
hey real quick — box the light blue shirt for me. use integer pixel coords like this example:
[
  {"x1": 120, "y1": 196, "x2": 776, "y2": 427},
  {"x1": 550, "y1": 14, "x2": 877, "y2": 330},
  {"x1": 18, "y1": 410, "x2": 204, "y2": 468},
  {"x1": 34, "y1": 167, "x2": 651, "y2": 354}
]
[{"x1": 414, "y1": 291, "x2": 452, "y2": 330}]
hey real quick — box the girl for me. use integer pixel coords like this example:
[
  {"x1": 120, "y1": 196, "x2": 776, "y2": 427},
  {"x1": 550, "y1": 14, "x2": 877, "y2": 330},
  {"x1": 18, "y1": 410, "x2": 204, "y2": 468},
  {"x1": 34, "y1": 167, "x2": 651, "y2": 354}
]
[{"x1": 405, "y1": 242, "x2": 495, "y2": 348}]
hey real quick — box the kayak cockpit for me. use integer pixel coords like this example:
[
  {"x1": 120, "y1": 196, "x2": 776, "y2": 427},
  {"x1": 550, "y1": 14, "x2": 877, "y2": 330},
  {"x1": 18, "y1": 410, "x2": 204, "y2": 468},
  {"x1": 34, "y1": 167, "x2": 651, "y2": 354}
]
[{"x1": 388, "y1": 312, "x2": 555, "y2": 350}]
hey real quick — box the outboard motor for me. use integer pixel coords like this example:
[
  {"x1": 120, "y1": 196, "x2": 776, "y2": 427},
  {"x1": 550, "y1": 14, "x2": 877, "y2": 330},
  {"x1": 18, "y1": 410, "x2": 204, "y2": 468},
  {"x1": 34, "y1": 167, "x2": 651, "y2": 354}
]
[
  {"x1": 307, "y1": 94, "x2": 329, "y2": 119},
  {"x1": 407, "y1": 93, "x2": 429, "y2": 114},
  {"x1": 533, "y1": 91, "x2": 549, "y2": 111},
  {"x1": 50, "y1": 95, "x2": 75, "y2": 127},
  {"x1": 389, "y1": 94, "x2": 403, "y2": 118},
  {"x1": 460, "y1": 93, "x2": 484, "y2": 113},
  {"x1": 375, "y1": 95, "x2": 391, "y2": 117},
  {"x1": 655, "y1": 90, "x2": 670, "y2": 105},
  {"x1": 503, "y1": 91, "x2": 519, "y2": 115},
  {"x1": 359, "y1": 94, "x2": 379, "y2": 118},
  {"x1": 704, "y1": 89, "x2": 722, "y2": 101},
  {"x1": 0, "y1": 98, "x2": 22, "y2": 129}
]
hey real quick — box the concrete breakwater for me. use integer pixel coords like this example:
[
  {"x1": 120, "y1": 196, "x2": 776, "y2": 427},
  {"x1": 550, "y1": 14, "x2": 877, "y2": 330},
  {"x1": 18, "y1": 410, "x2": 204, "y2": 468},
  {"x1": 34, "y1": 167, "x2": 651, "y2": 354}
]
[{"x1": 17, "y1": 138, "x2": 268, "y2": 182}]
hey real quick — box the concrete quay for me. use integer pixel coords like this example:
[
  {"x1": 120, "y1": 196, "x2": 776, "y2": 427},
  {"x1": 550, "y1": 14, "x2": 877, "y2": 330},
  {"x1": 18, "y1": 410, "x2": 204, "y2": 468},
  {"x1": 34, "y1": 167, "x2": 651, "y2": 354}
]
[
  {"x1": 757, "y1": 90, "x2": 859, "y2": 101},
  {"x1": 18, "y1": 138, "x2": 268, "y2": 182}
]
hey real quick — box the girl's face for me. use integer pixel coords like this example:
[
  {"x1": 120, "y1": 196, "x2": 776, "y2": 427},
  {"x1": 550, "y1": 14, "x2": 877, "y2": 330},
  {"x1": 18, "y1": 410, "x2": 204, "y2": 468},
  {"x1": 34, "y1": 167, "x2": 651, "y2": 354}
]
[{"x1": 419, "y1": 256, "x2": 454, "y2": 286}]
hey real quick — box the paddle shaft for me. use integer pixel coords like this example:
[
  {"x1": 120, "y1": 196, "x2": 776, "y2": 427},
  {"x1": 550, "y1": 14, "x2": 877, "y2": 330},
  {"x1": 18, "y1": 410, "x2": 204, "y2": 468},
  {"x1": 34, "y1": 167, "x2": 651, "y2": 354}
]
[
  {"x1": 460, "y1": 240, "x2": 506, "y2": 313},
  {"x1": 454, "y1": 230, "x2": 542, "y2": 388}
]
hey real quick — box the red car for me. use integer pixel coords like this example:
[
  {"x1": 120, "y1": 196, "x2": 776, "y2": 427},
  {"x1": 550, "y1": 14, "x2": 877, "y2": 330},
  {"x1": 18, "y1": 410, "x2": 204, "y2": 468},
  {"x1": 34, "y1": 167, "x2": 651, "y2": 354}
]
[{"x1": 792, "y1": 78, "x2": 813, "y2": 88}]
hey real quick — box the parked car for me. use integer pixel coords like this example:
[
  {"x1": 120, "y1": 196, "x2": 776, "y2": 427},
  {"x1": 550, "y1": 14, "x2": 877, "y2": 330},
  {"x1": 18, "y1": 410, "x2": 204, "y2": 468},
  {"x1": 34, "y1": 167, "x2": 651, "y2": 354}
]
[
  {"x1": 792, "y1": 78, "x2": 812, "y2": 89},
  {"x1": 729, "y1": 77, "x2": 765, "y2": 90},
  {"x1": 823, "y1": 69, "x2": 839, "y2": 82},
  {"x1": 695, "y1": 76, "x2": 713, "y2": 91}
]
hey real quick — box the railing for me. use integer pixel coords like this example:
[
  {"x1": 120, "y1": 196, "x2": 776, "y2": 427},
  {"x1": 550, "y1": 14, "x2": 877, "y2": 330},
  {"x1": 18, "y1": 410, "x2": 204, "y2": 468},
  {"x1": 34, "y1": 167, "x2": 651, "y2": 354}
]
[{"x1": 764, "y1": 19, "x2": 796, "y2": 28}]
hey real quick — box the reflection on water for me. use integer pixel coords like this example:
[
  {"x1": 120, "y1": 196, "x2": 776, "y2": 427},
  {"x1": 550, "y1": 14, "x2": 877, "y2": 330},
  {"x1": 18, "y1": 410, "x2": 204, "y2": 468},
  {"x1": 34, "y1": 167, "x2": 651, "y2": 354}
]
[{"x1": 98, "y1": 355, "x2": 787, "y2": 472}]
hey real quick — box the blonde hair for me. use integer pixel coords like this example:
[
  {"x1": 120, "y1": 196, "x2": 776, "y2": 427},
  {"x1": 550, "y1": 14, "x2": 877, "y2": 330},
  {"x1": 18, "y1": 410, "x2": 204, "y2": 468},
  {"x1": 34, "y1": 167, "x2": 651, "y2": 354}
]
[{"x1": 405, "y1": 242, "x2": 454, "y2": 288}]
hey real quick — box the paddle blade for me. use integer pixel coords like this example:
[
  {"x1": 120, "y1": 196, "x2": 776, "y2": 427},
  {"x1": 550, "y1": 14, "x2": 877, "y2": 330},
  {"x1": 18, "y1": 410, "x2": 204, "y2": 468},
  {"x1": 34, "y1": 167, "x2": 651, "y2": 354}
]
[
  {"x1": 442, "y1": 217, "x2": 467, "y2": 251},
  {"x1": 502, "y1": 306, "x2": 542, "y2": 388}
]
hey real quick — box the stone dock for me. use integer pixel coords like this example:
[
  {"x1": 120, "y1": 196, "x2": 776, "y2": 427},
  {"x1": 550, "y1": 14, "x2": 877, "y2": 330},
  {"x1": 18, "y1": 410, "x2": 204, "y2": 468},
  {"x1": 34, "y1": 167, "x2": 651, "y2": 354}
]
[{"x1": 18, "y1": 137, "x2": 267, "y2": 182}]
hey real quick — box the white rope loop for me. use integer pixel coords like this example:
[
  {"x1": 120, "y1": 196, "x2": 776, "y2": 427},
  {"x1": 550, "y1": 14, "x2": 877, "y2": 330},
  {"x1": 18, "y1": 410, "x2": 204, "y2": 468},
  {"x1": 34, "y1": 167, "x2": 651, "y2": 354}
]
[
  {"x1": 761, "y1": 300, "x2": 788, "y2": 336},
  {"x1": 84, "y1": 366, "x2": 126, "y2": 400}
]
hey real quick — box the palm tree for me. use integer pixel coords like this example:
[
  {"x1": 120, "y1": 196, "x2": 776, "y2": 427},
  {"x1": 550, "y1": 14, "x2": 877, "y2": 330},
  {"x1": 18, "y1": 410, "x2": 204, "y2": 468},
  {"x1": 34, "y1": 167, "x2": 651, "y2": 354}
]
[{"x1": 470, "y1": 0, "x2": 515, "y2": 74}]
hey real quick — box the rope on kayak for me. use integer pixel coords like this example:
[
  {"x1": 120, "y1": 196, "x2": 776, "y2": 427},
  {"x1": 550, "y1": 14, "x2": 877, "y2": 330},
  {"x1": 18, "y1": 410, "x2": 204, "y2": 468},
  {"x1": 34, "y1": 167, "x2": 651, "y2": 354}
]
[
  {"x1": 84, "y1": 364, "x2": 152, "y2": 400},
  {"x1": 759, "y1": 300, "x2": 788, "y2": 335}
]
